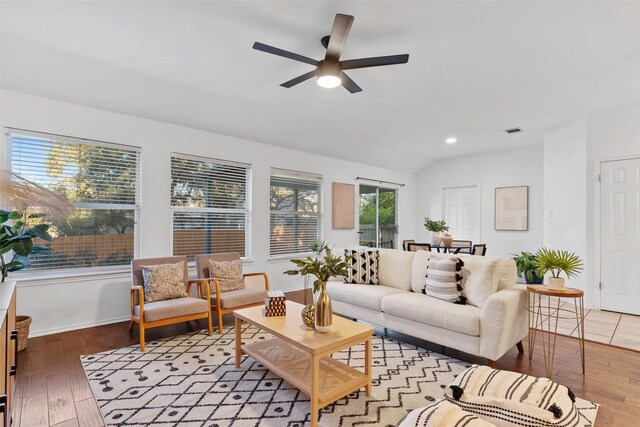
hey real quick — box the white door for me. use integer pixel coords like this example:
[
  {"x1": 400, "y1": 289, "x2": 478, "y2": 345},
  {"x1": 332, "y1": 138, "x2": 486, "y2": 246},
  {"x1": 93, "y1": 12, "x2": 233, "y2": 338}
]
[
  {"x1": 600, "y1": 158, "x2": 640, "y2": 315},
  {"x1": 443, "y1": 186, "x2": 480, "y2": 242}
]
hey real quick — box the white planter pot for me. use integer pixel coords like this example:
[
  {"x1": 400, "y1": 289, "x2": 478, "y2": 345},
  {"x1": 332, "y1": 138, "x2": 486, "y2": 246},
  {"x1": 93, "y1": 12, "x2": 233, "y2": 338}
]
[
  {"x1": 548, "y1": 277, "x2": 565, "y2": 290},
  {"x1": 431, "y1": 231, "x2": 445, "y2": 246}
]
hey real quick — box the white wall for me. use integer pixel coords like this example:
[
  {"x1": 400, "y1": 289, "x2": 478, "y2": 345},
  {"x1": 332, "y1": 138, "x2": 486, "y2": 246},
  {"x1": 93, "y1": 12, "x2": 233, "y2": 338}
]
[
  {"x1": 585, "y1": 104, "x2": 640, "y2": 310},
  {"x1": 417, "y1": 144, "x2": 544, "y2": 258},
  {"x1": 542, "y1": 118, "x2": 589, "y2": 302},
  {"x1": 0, "y1": 89, "x2": 418, "y2": 336}
]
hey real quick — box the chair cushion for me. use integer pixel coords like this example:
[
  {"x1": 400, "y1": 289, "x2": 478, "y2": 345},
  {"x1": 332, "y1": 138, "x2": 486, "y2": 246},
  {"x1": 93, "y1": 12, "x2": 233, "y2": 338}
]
[
  {"x1": 381, "y1": 293, "x2": 480, "y2": 336},
  {"x1": 398, "y1": 399, "x2": 496, "y2": 427},
  {"x1": 135, "y1": 297, "x2": 208, "y2": 322},
  {"x1": 344, "y1": 249, "x2": 380, "y2": 285},
  {"x1": 445, "y1": 365, "x2": 581, "y2": 427},
  {"x1": 326, "y1": 282, "x2": 406, "y2": 312},
  {"x1": 209, "y1": 259, "x2": 244, "y2": 292},
  {"x1": 212, "y1": 288, "x2": 267, "y2": 309},
  {"x1": 141, "y1": 261, "x2": 188, "y2": 302},
  {"x1": 424, "y1": 256, "x2": 465, "y2": 304}
]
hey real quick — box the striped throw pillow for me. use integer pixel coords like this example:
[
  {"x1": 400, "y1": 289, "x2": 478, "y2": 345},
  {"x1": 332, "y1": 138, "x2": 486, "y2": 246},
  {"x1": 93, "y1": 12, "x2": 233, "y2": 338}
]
[
  {"x1": 445, "y1": 365, "x2": 583, "y2": 427},
  {"x1": 424, "y1": 256, "x2": 466, "y2": 304},
  {"x1": 344, "y1": 250, "x2": 379, "y2": 285},
  {"x1": 397, "y1": 399, "x2": 497, "y2": 426}
]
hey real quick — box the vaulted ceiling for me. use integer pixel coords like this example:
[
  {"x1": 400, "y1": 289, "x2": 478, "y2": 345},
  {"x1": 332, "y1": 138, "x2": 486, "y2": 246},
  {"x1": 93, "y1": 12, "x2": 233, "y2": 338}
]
[{"x1": 2, "y1": 1, "x2": 640, "y2": 172}]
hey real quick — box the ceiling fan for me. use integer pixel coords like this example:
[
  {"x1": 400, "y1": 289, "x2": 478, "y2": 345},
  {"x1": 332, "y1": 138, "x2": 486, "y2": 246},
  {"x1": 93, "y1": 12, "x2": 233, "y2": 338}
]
[{"x1": 253, "y1": 13, "x2": 409, "y2": 93}]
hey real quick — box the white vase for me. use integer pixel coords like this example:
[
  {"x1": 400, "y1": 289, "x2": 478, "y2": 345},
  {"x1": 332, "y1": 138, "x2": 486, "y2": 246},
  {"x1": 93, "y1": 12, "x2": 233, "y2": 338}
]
[
  {"x1": 548, "y1": 277, "x2": 565, "y2": 290},
  {"x1": 431, "y1": 231, "x2": 445, "y2": 246}
]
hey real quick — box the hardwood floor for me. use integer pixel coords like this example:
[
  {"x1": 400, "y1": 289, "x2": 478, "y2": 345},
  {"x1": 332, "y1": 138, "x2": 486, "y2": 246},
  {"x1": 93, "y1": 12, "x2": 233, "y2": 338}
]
[{"x1": 12, "y1": 289, "x2": 640, "y2": 426}]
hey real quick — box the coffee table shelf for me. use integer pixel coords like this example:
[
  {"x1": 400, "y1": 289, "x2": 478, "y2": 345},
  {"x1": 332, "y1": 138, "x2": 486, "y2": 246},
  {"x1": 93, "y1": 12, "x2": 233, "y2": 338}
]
[{"x1": 243, "y1": 337, "x2": 369, "y2": 407}]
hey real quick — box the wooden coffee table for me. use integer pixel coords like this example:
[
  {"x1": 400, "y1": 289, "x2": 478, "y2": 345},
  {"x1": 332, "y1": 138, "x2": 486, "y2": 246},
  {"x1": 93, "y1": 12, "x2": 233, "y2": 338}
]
[{"x1": 234, "y1": 300, "x2": 374, "y2": 427}]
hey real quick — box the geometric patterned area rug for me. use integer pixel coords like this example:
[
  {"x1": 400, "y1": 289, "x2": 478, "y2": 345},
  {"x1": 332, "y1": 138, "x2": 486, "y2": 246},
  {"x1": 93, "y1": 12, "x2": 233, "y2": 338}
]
[{"x1": 81, "y1": 325, "x2": 599, "y2": 427}]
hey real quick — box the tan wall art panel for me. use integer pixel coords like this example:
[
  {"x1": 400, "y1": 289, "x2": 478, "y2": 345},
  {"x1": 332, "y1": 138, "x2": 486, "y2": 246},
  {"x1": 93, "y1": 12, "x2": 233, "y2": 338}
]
[{"x1": 332, "y1": 182, "x2": 355, "y2": 229}]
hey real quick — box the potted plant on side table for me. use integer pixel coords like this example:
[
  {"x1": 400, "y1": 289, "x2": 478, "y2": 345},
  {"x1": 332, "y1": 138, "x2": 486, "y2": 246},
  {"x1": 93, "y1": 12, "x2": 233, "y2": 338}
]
[
  {"x1": 512, "y1": 252, "x2": 543, "y2": 284},
  {"x1": 284, "y1": 244, "x2": 351, "y2": 333},
  {"x1": 534, "y1": 247, "x2": 584, "y2": 290}
]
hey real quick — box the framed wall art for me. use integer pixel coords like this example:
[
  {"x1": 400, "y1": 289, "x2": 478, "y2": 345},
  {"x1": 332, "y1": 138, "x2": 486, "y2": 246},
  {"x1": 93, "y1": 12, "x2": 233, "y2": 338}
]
[{"x1": 494, "y1": 186, "x2": 529, "y2": 231}]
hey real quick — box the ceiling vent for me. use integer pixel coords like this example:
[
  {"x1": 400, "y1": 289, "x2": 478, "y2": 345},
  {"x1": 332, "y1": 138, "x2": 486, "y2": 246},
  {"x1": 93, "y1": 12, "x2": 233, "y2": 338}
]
[{"x1": 505, "y1": 127, "x2": 522, "y2": 134}]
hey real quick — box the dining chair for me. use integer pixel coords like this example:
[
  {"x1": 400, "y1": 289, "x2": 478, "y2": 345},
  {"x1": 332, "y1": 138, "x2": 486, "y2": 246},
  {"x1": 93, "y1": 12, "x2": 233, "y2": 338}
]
[
  {"x1": 130, "y1": 256, "x2": 213, "y2": 351},
  {"x1": 407, "y1": 243, "x2": 432, "y2": 252},
  {"x1": 195, "y1": 252, "x2": 269, "y2": 333},
  {"x1": 472, "y1": 244, "x2": 487, "y2": 256},
  {"x1": 402, "y1": 239, "x2": 416, "y2": 251},
  {"x1": 451, "y1": 239, "x2": 473, "y2": 254}
]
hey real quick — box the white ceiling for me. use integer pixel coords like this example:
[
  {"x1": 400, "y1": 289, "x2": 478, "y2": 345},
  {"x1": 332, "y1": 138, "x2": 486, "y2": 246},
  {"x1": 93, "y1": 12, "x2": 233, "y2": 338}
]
[{"x1": 2, "y1": 1, "x2": 640, "y2": 172}]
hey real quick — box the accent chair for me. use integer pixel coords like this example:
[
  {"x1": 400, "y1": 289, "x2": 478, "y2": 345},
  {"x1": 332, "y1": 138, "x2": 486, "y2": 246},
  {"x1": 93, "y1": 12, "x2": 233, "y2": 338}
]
[{"x1": 130, "y1": 256, "x2": 213, "y2": 351}]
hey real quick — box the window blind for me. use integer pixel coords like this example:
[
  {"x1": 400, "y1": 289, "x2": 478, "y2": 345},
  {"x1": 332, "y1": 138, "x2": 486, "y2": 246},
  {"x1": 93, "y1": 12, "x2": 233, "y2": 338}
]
[
  {"x1": 270, "y1": 170, "x2": 322, "y2": 256},
  {"x1": 7, "y1": 129, "x2": 140, "y2": 270},
  {"x1": 171, "y1": 154, "x2": 250, "y2": 259}
]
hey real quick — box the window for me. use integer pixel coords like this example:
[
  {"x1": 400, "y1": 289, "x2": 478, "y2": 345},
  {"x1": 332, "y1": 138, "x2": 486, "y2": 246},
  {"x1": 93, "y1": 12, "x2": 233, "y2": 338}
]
[
  {"x1": 171, "y1": 153, "x2": 250, "y2": 260},
  {"x1": 7, "y1": 129, "x2": 140, "y2": 271},
  {"x1": 270, "y1": 168, "x2": 322, "y2": 256}
]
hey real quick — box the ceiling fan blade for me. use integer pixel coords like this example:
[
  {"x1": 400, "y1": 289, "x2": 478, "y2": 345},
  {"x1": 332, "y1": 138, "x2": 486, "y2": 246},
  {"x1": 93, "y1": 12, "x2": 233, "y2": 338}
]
[
  {"x1": 325, "y1": 14, "x2": 354, "y2": 61},
  {"x1": 340, "y1": 72, "x2": 362, "y2": 93},
  {"x1": 341, "y1": 54, "x2": 409, "y2": 70},
  {"x1": 252, "y1": 42, "x2": 318, "y2": 66},
  {"x1": 280, "y1": 69, "x2": 318, "y2": 88}
]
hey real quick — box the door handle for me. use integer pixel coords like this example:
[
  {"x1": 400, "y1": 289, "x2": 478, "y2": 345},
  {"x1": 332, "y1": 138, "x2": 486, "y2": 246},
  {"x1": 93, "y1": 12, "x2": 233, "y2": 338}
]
[{"x1": 10, "y1": 330, "x2": 18, "y2": 376}]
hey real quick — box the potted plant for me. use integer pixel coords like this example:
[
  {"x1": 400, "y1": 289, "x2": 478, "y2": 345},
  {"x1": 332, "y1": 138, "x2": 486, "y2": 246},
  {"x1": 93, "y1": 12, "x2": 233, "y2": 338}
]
[
  {"x1": 424, "y1": 217, "x2": 449, "y2": 246},
  {"x1": 1, "y1": 210, "x2": 52, "y2": 282},
  {"x1": 284, "y1": 244, "x2": 351, "y2": 333},
  {"x1": 512, "y1": 252, "x2": 543, "y2": 284},
  {"x1": 534, "y1": 247, "x2": 583, "y2": 290}
]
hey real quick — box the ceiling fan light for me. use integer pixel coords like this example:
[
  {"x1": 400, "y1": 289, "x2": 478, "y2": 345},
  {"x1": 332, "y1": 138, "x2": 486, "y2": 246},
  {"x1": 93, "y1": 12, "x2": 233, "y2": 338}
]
[{"x1": 317, "y1": 74, "x2": 342, "y2": 88}]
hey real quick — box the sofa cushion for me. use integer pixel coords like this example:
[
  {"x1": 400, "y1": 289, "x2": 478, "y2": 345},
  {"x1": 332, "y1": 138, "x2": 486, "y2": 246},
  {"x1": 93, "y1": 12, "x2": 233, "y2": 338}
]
[
  {"x1": 398, "y1": 399, "x2": 497, "y2": 427},
  {"x1": 344, "y1": 249, "x2": 380, "y2": 285},
  {"x1": 381, "y1": 293, "x2": 480, "y2": 336},
  {"x1": 212, "y1": 288, "x2": 268, "y2": 309},
  {"x1": 377, "y1": 248, "x2": 414, "y2": 291},
  {"x1": 326, "y1": 282, "x2": 406, "y2": 312},
  {"x1": 424, "y1": 256, "x2": 465, "y2": 303},
  {"x1": 445, "y1": 365, "x2": 581, "y2": 427},
  {"x1": 134, "y1": 297, "x2": 208, "y2": 322}
]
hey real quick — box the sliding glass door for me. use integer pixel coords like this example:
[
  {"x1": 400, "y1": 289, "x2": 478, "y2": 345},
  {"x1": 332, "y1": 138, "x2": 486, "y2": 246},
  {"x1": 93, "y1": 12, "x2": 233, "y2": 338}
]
[{"x1": 358, "y1": 185, "x2": 397, "y2": 248}]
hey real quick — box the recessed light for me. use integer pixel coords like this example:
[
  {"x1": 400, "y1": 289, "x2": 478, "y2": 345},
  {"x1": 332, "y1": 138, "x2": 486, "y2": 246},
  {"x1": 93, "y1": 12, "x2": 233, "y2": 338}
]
[{"x1": 446, "y1": 137, "x2": 457, "y2": 144}]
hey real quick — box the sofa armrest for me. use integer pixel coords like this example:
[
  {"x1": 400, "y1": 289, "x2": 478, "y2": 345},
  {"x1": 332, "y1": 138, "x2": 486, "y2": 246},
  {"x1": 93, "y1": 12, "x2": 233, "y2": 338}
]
[{"x1": 479, "y1": 284, "x2": 529, "y2": 361}]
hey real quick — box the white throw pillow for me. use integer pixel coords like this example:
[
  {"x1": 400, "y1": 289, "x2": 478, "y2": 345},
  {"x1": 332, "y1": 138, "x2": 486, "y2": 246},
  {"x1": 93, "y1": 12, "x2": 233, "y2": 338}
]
[
  {"x1": 397, "y1": 399, "x2": 496, "y2": 427},
  {"x1": 445, "y1": 365, "x2": 582, "y2": 427}
]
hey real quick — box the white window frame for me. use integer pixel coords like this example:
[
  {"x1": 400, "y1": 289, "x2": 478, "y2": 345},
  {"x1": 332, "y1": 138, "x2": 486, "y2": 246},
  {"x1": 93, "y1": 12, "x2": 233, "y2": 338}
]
[
  {"x1": 4, "y1": 127, "x2": 141, "y2": 275},
  {"x1": 269, "y1": 167, "x2": 323, "y2": 259},
  {"x1": 169, "y1": 153, "x2": 252, "y2": 260}
]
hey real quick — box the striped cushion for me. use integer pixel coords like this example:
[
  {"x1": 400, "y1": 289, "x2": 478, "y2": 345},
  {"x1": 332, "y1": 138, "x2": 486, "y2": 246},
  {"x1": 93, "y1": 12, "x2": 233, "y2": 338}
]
[
  {"x1": 397, "y1": 399, "x2": 496, "y2": 426},
  {"x1": 344, "y1": 250, "x2": 379, "y2": 285},
  {"x1": 445, "y1": 365, "x2": 583, "y2": 427},
  {"x1": 423, "y1": 256, "x2": 466, "y2": 304}
]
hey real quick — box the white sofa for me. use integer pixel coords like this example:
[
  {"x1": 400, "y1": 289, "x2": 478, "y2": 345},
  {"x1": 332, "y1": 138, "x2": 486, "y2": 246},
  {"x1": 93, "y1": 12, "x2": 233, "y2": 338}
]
[{"x1": 327, "y1": 248, "x2": 529, "y2": 365}]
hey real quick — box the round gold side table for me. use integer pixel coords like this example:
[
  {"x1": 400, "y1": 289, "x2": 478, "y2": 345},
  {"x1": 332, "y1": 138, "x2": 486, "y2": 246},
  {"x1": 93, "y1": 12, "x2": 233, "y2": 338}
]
[{"x1": 527, "y1": 285, "x2": 585, "y2": 378}]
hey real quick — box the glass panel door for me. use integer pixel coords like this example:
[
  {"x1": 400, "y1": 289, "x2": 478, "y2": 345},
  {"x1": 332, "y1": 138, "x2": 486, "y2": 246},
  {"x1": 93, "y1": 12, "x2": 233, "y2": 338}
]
[{"x1": 358, "y1": 185, "x2": 397, "y2": 249}]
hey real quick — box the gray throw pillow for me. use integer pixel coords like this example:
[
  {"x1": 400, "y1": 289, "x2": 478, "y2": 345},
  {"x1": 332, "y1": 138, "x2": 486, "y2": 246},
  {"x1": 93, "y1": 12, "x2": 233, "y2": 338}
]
[
  {"x1": 208, "y1": 259, "x2": 245, "y2": 292},
  {"x1": 141, "y1": 261, "x2": 188, "y2": 302}
]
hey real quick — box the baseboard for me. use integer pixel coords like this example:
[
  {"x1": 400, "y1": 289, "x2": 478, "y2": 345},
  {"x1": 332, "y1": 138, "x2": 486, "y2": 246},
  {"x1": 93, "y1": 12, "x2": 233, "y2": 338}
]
[
  {"x1": 28, "y1": 315, "x2": 131, "y2": 338},
  {"x1": 28, "y1": 288, "x2": 307, "y2": 338}
]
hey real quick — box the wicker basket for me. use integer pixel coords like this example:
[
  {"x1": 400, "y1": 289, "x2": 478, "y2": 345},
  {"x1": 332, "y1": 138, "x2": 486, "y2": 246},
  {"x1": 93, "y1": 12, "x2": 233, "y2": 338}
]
[{"x1": 16, "y1": 315, "x2": 31, "y2": 351}]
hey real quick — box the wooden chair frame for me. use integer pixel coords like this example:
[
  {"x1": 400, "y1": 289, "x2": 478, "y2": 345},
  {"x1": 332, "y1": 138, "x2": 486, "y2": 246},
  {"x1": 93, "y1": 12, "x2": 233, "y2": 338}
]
[
  {"x1": 472, "y1": 244, "x2": 487, "y2": 256},
  {"x1": 129, "y1": 256, "x2": 213, "y2": 352},
  {"x1": 195, "y1": 253, "x2": 269, "y2": 334}
]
